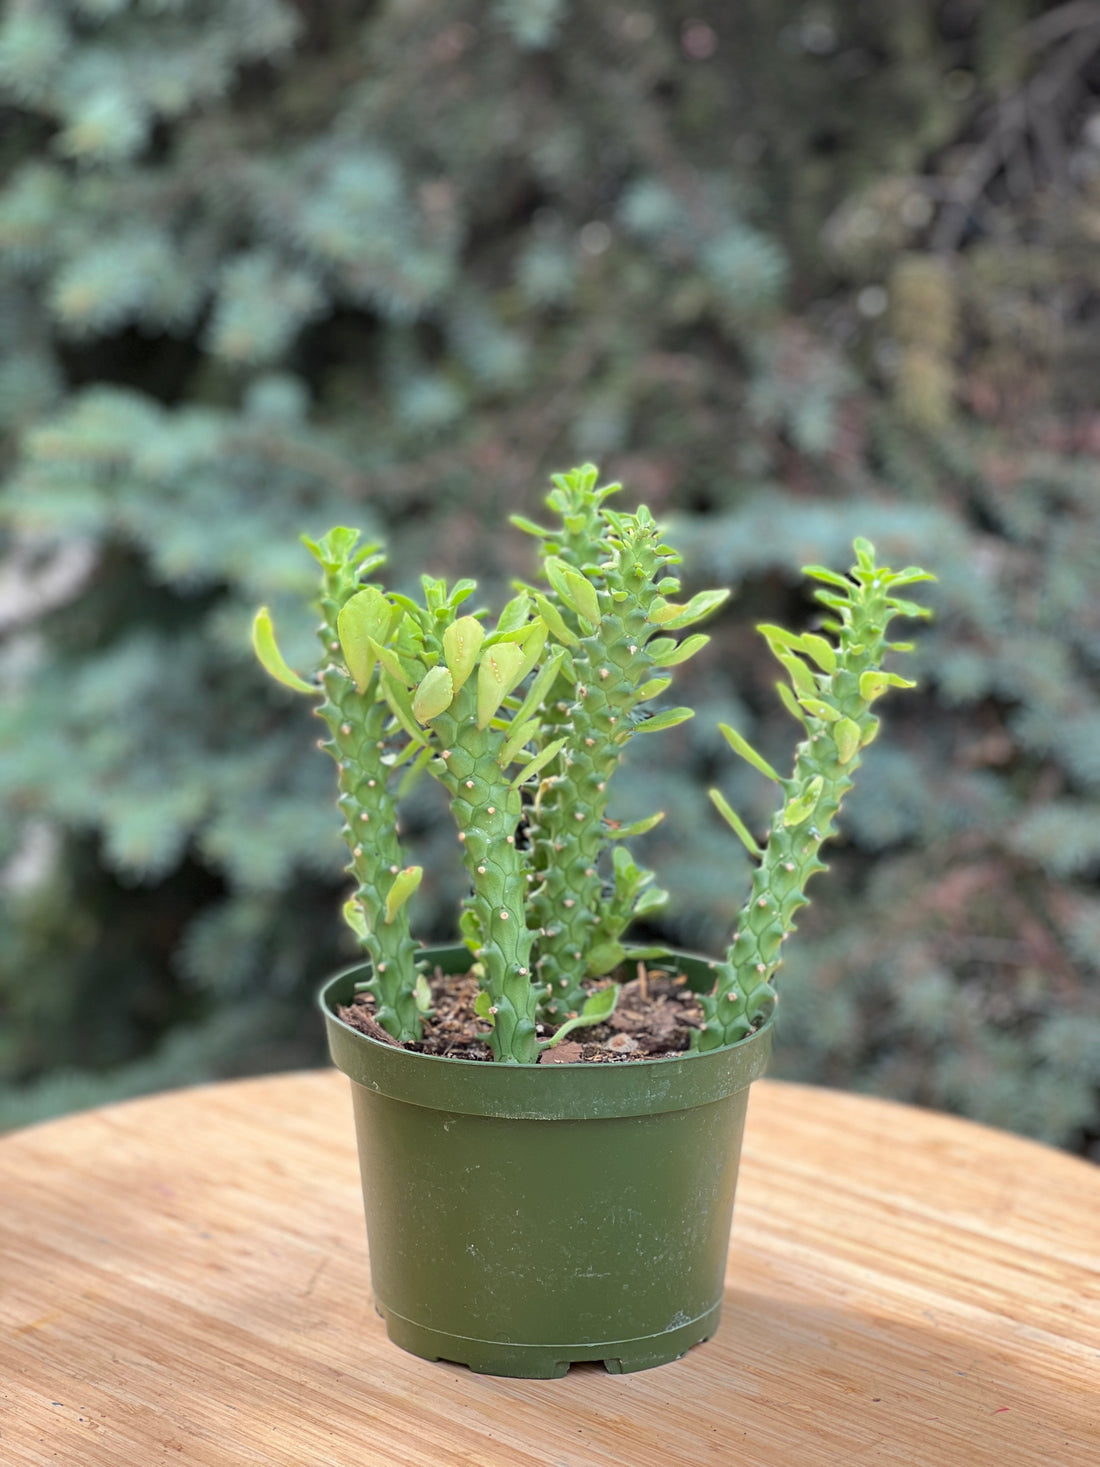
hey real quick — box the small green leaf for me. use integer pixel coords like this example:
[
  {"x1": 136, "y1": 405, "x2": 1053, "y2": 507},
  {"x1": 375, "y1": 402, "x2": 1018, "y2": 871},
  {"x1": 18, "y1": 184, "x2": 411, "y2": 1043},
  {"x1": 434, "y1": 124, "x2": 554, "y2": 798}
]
[
  {"x1": 380, "y1": 671, "x2": 428, "y2": 746},
  {"x1": 885, "y1": 595, "x2": 932, "y2": 620},
  {"x1": 544, "y1": 555, "x2": 602, "y2": 626},
  {"x1": 513, "y1": 617, "x2": 548, "y2": 684},
  {"x1": 509, "y1": 735, "x2": 566, "y2": 788},
  {"x1": 342, "y1": 897, "x2": 370, "y2": 942},
  {"x1": 632, "y1": 886, "x2": 669, "y2": 918},
  {"x1": 887, "y1": 566, "x2": 937, "y2": 587},
  {"x1": 370, "y1": 637, "x2": 413, "y2": 686},
  {"x1": 635, "y1": 706, "x2": 695, "y2": 735},
  {"x1": 802, "y1": 564, "x2": 851, "y2": 589},
  {"x1": 509, "y1": 644, "x2": 566, "y2": 731},
  {"x1": 542, "y1": 555, "x2": 575, "y2": 606},
  {"x1": 539, "y1": 984, "x2": 619, "y2": 1051},
  {"x1": 798, "y1": 696, "x2": 841, "y2": 723},
  {"x1": 708, "y1": 788, "x2": 763, "y2": 859},
  {"x1": 448, "y1": 579, "x2": 478, "y2": 610},
  {"x1": 509, "y1": 513, "x2": 548, "y2": 538},
  {"x1": 384, "y1": 866, "x2": 423, "y2": 924},
  {"x1": 650, "y1": 633, "x2": 709, "y2": 667},
  {"x1": 632, "y1": 676, "x2": 672, "y2": 703},
  {"x1": 412, "y1": 664, "x2": 455, "y2": 723},
  {"x1": 414, "y1": 973, "x2": 433, "y2": 1014},
  {"x1": 251, "y1": 608, "x2": 315, "y2": 694},
  {"x1": 337, "y1": 588, "x2": 394, "y2": 692},
  {"x1": 859, "y1": 670, "x2": 916, "y2": 702},
  {"x1": 532, "y1": 591, "x2": 579, "y2": 647},
  {"x1": 833, "y1": 717, "x2": 861, "y2": 765},
  {"x1": 497, "y1": 716, "x2": 540, "y2": 768},
  {"x1": 648, "y1": 599, "x2": 678, "y2": 625},
  {"x1": 657, "y1": 588, "x2": 731, "y2": 630},
  {"x1": 783, "y1": 775, "x2": 824, "y2": 828},
  {"x1": 607, "y1": 811, "x2": 665, "y2": 839},
  {"x1": 562, "y1": 566, "x2": 601, "y2": 629},
  {"x1": 778, "y1": 653, "x2": 817, "y2": 700},
  {"x1": 474, "y1": 990, "x2": 495, "y2": 1028},
  {"x1": 493, "y1": 591, "x2": 532, "y2": 638},
  {"x1": 775, "y1": 680, "x2": 808, "y2": 726},
  {"x1": 799, "y1": 633, "x2": 837, "y2": 674},
  {"x1": 442, "y1": 616, "x2": 485, "y2": 694},
  {"x1": 719, "y1": 723, "x2": 781, "y2": 782},
  {"x1": 756, "y1": 622, "x2": 805, "y2": 654},
  {"x1": 477, "y1": 642, "x2": 525, "y2": 728}
]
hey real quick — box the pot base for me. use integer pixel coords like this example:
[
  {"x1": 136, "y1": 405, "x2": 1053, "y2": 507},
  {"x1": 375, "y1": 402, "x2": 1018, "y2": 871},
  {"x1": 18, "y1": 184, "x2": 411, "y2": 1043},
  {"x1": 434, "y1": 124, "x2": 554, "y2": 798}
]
[{"x1": 377, "y1": 1298, "x2": 722, "y2": 1378}]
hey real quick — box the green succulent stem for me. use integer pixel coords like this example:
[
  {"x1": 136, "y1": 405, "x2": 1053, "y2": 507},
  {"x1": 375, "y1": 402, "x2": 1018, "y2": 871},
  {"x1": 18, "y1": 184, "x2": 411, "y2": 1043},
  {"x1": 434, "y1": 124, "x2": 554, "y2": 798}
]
[
  {"x1": 309, "y1": 535, "x2": 422, "y2": 1043},
  {"x1": 528, "y1": 509, "x2": 691, "y2": 1018},
  {"x1": 427, "y1": 681, "x2": 541, "y2": 1064},
  {"x1": 696, "y1": 542, "x2": 932, "y2": 1050}
]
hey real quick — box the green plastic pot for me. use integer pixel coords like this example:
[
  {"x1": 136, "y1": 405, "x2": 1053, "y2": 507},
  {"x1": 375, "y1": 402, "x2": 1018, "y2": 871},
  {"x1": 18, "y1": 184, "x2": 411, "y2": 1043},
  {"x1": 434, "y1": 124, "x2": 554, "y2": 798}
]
[{"x1": 320, "y1": 944, "x2": 773, "y2": 1378}]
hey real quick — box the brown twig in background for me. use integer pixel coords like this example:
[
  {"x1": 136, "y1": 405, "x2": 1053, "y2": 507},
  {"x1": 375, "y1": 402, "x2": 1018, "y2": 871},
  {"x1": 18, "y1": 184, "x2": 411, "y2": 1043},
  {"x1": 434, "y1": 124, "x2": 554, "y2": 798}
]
[{"x1": 932, "y1": 19, "x2": 1100, "y2": 252}]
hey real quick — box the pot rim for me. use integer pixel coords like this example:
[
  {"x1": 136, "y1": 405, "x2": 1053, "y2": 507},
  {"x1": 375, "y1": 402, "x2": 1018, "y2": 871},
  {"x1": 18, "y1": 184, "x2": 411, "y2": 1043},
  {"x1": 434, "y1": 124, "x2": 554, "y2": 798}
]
[{"x1": 320, "y1": 943, "x2": 774, "y2": 1120}]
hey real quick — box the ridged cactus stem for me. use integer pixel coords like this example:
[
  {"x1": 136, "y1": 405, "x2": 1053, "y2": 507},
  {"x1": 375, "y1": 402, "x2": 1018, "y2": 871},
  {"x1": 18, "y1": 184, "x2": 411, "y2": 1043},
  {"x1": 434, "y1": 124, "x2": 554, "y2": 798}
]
[
  {"x1": 528, "y1": 511, "x2": 697, "y2": 1018},
  {"x1": 428, "y1": 682, "x2": 541, "y2": 1064},
  {"x1": 697, "y1": 541, "x2": 932, "y2": 1050},
  {"x1": 530, "y1": 606, "x2": 657, "y2": 1016},
  {"x1": 315, "y1": 666, "x2": 422, "y2": 1042},
  {"x1": 312, "y1": 552, "x2": 421, "y2": 1043}
]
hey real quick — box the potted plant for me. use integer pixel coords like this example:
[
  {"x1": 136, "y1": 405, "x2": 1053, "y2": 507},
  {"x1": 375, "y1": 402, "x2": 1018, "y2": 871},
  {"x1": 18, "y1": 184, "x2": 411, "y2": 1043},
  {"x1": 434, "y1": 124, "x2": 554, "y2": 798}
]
[{"x1": 253, "y1": 464, "x2": 932, "y2": 1377}]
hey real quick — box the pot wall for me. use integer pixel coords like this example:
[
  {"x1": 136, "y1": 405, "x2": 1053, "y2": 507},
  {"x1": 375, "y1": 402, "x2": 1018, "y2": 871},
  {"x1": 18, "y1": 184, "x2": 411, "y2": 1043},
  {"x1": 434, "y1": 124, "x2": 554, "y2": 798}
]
[{"x1": 321, "y1": 946, "x2": 773, "y2": 1377}]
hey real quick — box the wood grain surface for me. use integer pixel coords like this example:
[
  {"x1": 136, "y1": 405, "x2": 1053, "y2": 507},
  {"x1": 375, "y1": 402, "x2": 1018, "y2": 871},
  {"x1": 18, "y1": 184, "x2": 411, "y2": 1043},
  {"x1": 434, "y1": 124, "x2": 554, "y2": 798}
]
[{"x1": 1, "y1": 1073, "x2": 1097, "y2": 1466}]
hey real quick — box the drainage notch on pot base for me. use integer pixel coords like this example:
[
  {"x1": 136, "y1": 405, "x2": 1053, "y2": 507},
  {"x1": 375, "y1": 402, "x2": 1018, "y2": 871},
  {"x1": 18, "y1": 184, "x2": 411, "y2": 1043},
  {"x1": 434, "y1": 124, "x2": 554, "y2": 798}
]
[
  {"x1": 378, "y1": 1301, "x2": 723, "y2": 1378},
  {"x1": 322, "y1": 946, "x2": 773, "y2": 1380}
]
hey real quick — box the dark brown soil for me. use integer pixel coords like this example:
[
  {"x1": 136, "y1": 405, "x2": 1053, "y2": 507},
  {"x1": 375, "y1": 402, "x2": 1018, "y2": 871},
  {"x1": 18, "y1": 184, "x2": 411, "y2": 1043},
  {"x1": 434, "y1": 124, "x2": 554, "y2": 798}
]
[{"x1": 336, "y1": 962, "x2": 706, "y2": 1063}]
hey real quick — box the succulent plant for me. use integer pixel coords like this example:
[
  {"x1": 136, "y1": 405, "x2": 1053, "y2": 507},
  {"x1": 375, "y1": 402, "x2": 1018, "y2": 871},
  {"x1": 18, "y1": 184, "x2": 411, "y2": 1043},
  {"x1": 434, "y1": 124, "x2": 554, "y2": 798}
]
[{"x1": 254, "y1": 466, "x2": 931, "y2": 1063}]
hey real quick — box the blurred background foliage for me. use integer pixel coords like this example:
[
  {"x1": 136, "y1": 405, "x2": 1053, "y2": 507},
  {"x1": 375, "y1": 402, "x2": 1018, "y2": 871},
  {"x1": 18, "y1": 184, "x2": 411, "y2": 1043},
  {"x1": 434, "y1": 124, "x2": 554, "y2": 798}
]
[{"x1": 1, "y1": 0, "x2": 1099, "y2": 1153}]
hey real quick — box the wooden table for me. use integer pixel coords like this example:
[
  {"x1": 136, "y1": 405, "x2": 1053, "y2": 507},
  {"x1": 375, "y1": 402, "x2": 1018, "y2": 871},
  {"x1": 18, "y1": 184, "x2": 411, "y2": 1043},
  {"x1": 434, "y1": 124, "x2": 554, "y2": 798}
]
[{"x1": 1, "y1": 1073, "x2": 1097, "y2": 1465}]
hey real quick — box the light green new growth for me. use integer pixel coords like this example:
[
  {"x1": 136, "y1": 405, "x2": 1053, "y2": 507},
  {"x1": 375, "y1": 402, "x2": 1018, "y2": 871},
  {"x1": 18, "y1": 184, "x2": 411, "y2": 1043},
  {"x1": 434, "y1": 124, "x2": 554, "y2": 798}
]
[
  {"x1": 697, "y1": 539, "x2": 933, "y2": 1050},
  {"x1": 253, "y1": 470, "x2": 931, "y2": 1064},
  {"x1": 524, "y1": 495, "x2": 725, "y2": 1017}
]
